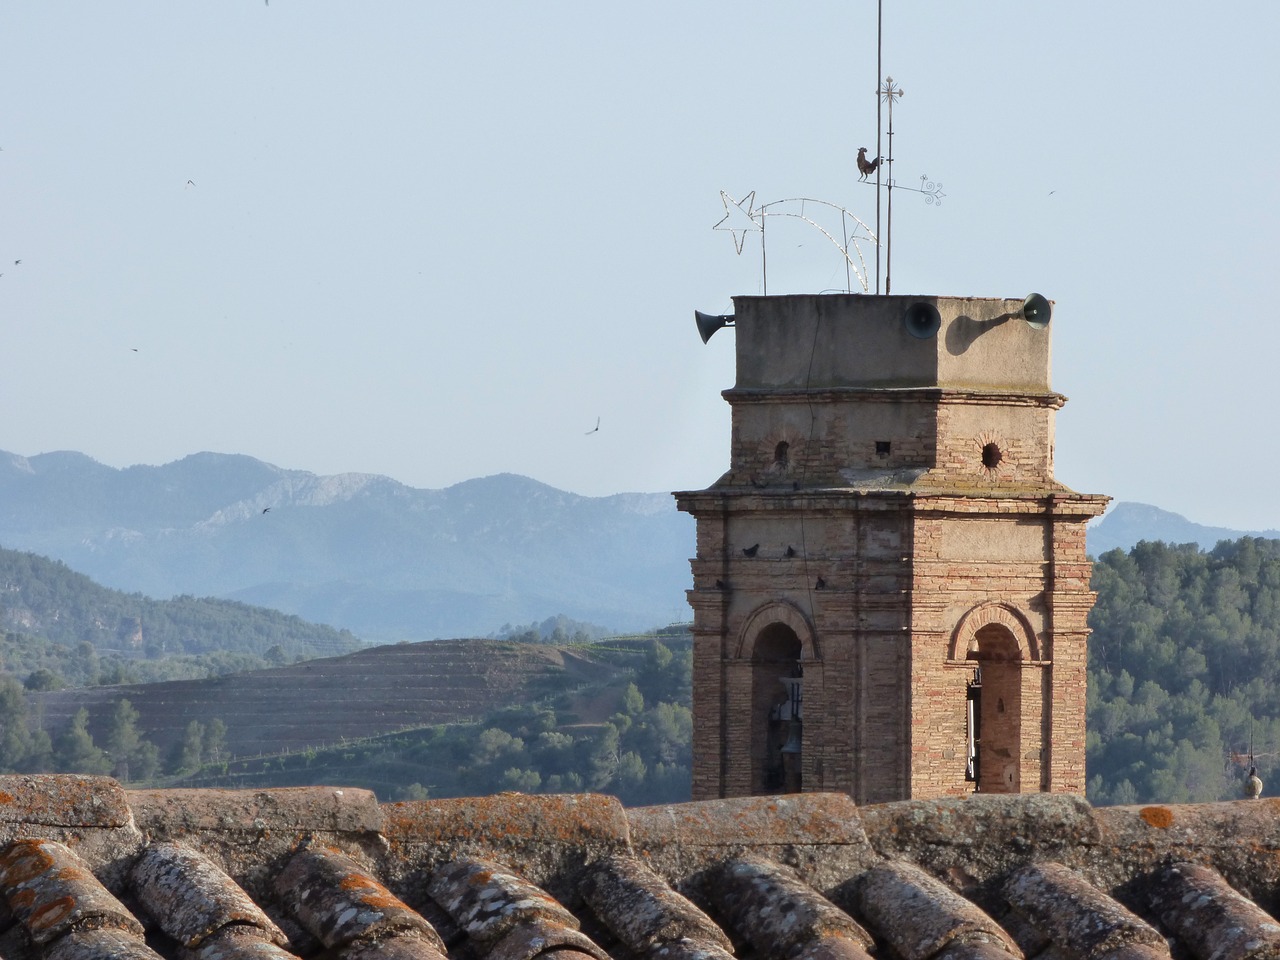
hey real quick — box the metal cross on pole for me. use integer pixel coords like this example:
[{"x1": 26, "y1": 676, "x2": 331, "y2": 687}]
[{"x1": 881, "y1": 75, "x2": 904, "y2": 294}]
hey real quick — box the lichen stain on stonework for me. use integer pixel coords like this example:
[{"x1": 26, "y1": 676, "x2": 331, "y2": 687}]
[{"x1": 1139, "y1": 807, "x2": 1174, "y2": 829}]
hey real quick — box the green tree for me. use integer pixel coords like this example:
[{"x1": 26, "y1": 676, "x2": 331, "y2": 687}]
[
  {"x1": 176, "y1": 720, "x2": 205, "y2": 772},
  {"x1": 104, "y1": 699, "x2": 141, "y2": 780},
  {"x1": 0, "y1": 676, "x2": 33, "y2": 771},
  {"x1": 24, "y1": 669, "x2": 63, "y2": 692},
  {"x1": 615, "y1": 750, "x2": 647, "y2": 792},
  {"x1": 501, "y1": 767, "x2": 542, "y2": 792},
  {"x1": 395, "y1": 782, "x2": 430, "y2": 801},
  {"x1": 622, "y1": 682, "x2": 645, "y2": 717},
  {"x1": 204, "y1": 718, "x2": 227, "y2": 763},
  {"x1": 53, "y1": 708, "x2": 111, "y2": 775},
  {"x1": 131, "y1": 741, "x2": 161, "y2": 781}
]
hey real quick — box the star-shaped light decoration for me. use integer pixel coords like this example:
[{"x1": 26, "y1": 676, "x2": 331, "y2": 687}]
[{"x1": 713, "y1": 190, "x2": 761, "y2": 254}]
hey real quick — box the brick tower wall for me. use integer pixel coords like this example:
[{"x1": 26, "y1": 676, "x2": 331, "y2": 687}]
[{"x1": 677, "y1": 295, "x2": 1107, "y2": 803}]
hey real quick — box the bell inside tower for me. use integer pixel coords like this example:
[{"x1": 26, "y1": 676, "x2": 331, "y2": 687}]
[{"x1": 753, "y1": 623, "x2": 803, "y2": 794}]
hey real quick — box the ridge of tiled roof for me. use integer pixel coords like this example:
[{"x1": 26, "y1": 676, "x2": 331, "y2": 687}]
[{"x1": 2, "y1": 776, "x2": 1280, "y2": 960}]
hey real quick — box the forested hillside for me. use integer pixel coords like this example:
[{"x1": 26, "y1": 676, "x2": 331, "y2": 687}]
[
  {"x1": 0, "y1": 546, "x2": 361, "y2": 687},
  {"x1": 1086, "y1": 537, "x2": 1280, "y2": 804}
]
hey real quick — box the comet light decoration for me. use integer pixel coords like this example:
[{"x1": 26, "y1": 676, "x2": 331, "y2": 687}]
[{"x1": 713, "y1": 191, "x2": 877, "y2": 294}]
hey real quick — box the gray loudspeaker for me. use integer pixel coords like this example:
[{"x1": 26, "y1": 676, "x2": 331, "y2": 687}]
[
  {"x1": 1021, "y1": 293, "x2": 1051, "y2": 329},
  {"x1": 903, "y1": 302, "x2": 942, "y2": 339},
  {"x1": 695, "y1": 310, "x2": 735, "y2": 344}
]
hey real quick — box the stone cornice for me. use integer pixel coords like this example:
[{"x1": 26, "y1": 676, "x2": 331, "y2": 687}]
[
  {"x1": 722, "y1": 386, "x2": 1067, "y2": 410},
  {"x1": 674, "y1": 489, "x2": 1110, "y2": 518}
]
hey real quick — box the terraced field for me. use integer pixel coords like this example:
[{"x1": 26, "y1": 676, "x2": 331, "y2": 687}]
[{"x1": 30, "y1": 639, "x2": 623, "y2": 760}]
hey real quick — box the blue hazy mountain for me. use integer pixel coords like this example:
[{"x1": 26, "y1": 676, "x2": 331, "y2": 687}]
[
  {"x1": 0, "y1": 451, "x2": 695, "y2": 641},
  {"x1": 5, "y1": 450, "x2": 1272, "y2": 641},
  {"x1": 1088, "y1": 502, "x2": 1280, "y2": 557}
]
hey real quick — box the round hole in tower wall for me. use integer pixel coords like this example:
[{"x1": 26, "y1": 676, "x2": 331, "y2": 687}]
[{"x1": 982, "y1": 442, "x2": 1002, "y2": 470}]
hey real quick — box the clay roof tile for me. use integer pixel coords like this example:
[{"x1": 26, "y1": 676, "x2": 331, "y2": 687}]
[
  {"x1": 579, "y1": 854, "x2": 734, "y2": 957},
  {"x1": 274, "y1": 845, "x2": 446, "y2": 955},
  {"x1": 130, "y1": 842, "x2": 286, "y2": 949},
  {"x1": 0, "y1": 839, "x2": 144, "y2": 945},
  {"x1": 708, "y1": 855, "x2": 875, "y2": 960},
  {"x1": 855, "y1": 860, "x2": 1021, "y2": 960},
  {"x1": 1002, "y1": 862, "x2": 1168, "y2": 960},
  {"x1": 1142, "y1": 861, "x2": 1280, "y2": 960}
]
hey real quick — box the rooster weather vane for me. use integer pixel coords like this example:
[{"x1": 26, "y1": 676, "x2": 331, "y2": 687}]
[{"x1": 713, "y1": 7, "x2": 944, "y2": 295}]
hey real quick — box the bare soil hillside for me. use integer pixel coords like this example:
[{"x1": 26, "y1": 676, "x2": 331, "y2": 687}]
[{"x1": 30, "y1": 639, "x2": 622, "y2": 760}]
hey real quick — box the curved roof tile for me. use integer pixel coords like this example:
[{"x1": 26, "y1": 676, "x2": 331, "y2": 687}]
[{"x1": 0, "y1": 779, "x2": 1275, "y2": 960}]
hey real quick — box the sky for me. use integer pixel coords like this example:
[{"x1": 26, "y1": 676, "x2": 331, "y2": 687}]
[{"x1": 2, "y1": 3, "x2": 1278, "y2": 530}]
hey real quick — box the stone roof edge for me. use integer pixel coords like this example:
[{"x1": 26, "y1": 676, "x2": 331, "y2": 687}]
[{"x1": 8, "y1": 777, "x2": 1280, "y2": 901}]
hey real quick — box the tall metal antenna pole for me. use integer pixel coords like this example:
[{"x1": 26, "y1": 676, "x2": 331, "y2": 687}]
[{"x1": 874, "y1": 0, "x2": 883, "y2": 294}]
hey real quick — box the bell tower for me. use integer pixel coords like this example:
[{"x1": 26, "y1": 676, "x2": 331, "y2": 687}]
[{"x1": 675, "y1": 294, "x2": 1108, "y2": 803}]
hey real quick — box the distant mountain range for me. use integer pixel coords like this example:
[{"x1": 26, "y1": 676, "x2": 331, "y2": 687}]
[
  {"x1": 0, "y1": 451, "x2": 694, "y2": 642},
  {"x1": 1087, "y1": 502, "x2": 1280, "y2": 556},
  {"x1": 1, "y1": 449, "x2": 1275, "y2": 643}
]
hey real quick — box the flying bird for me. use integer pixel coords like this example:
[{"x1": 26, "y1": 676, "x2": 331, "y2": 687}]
[
  {"x1": 856, "y1": 147, "x2": 880, "y2": 182},
  {"x1": 585, "y1": 417, "x2": 600, "y2": 435},
  {"x1": 13, "y1": 260, "x2": 20, "y2": 265},
  {"x1": 261, "y1": 507, "x2": 271, "y2": 514}
]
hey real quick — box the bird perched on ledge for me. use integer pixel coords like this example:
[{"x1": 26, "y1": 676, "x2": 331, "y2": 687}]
[
  {"x1": 857, "y1": 147, "x2": 881, "y2": 181},
  {"x1": 1244, "y1": 766, "x2": 1264, "y2": 799}
]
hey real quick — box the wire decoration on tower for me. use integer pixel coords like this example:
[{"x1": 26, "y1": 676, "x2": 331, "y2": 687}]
[{"x1": 712, "y1": 191, "x2": 876, "y2": 294}]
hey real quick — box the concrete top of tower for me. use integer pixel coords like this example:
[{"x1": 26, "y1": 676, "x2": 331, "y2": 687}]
[{"x1": 731, "y1": 294, "x2": 1053, "y2": 393}]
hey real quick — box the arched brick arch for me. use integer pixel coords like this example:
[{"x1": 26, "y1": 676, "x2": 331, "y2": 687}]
[
  {"x1": 734, "y1": 601, "x2": 821, "y2": 662},
  {"x1": 948, "y1": 602, "x2": 1040, "y2": 662}
]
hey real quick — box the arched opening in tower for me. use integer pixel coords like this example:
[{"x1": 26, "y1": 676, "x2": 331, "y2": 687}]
[
  {"x1": 752, "y1": 622, "x2": 803, "y2": 795},
  {"x1": 968, "y1": 622, "x2": 1023, "y2": 794}
]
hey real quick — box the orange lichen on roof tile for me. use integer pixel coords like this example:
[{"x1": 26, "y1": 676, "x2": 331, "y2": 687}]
[
  {"x1": 0, "y1": 839, "x2": 145, "y2": 944},
  {"x1": 0, "y1": 776, "x2": 130, "y2": 828},
  {"x1": 0, "y1": 842, "x2": 56, "y2": 884},
  {"x1": 1139, "y1": 807, "x2": 1174, "y2": 829},
  {"x1": 275, "y1": 846, "x2": 446, "y2": 954},
  {"x1": 11, "y1": 887, "x2": 35, "y2": 908},
  {"x1": 384, "y1": 793, "x2": 630, "y2": 851},
  {"x1": 30, "y1": 896, "x2": 76, "y2": 929}
]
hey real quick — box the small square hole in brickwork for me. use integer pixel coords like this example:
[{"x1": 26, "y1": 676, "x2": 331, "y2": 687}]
[
  {"x1": 982, "y1": 442, "x2": 1003, "y2": 470},
  {"x1": 875, "y1": 441, "x2": 891, "y2": 457}
]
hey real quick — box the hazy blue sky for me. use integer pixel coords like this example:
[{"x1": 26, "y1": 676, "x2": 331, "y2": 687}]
[{"x1": 3, "y1": 3, "x2": 1277, "y2": 529}]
